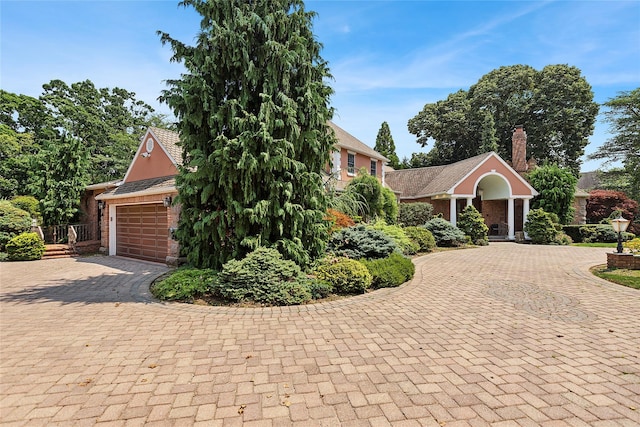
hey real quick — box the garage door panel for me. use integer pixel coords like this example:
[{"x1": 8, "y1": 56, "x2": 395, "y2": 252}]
[{"x1": 116, "y1": 203, "x2": 167, "y2": 263}]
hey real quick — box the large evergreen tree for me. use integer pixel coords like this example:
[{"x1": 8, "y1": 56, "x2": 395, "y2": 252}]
[
  {"x1": 374, "y1": 121, "x2": 399, "y2": 168},
  {"x1": 588, "y1": 88, "x2": 640, "y2": 201},
  {"x1": 159, "y1": 0, "x2": 335, "y2": 269},
  {"x1": 408, "y1": 64, "x2": 598, "y2": 174}
]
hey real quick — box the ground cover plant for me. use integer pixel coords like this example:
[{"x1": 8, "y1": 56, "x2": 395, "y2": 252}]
[
  {"x1": 591, "y1": 265, "x2": 640, "y2": 289},
  {"x1": 360, "y1": 253, "x2": 415, "y2": 289},
  {"x1": 151, "y1": 267, "x2": 217, "y2": 302}
]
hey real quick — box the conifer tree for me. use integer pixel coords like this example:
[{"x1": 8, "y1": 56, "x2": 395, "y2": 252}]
[
  {"x1": 158, "y1": 0, "x2": 335, "y2": 269},
  {"x1": 374, "y1": 121, "x2": 399, "y2": 169}
]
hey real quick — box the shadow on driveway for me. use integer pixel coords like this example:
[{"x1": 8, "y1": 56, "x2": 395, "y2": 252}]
[{"x1": 0, "y1": 255, "x2": 169, "y2": 306}]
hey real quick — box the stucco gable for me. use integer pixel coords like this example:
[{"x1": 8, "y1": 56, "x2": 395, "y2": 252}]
[{"x1": 122, "y1": 128, "x2": 180, "y2": 183}]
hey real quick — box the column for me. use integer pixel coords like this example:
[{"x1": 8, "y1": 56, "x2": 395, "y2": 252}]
[
  {"x1": 466, "y1": 197, "x2": 473, "y2": 207},
  {"x1": 450, "y1": 198, "x2": 457, "y2": 226},
  {"x1": 507, "y1": 198, "x2": 515, "y2": 240},
  {"x1": 523, "y1": 198, "x2": 530, "y2": 239}
]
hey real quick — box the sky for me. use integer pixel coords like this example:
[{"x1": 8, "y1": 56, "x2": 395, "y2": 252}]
[{"x1": 2, "y1": 1, "x2": 639, "y2": 173}]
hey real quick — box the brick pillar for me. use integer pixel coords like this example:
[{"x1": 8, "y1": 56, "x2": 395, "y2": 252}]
[{"x1": 512, "y1": 125, "x2": 528, "y2": 173}]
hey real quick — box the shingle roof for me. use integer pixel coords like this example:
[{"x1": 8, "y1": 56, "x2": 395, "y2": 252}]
[
  {"x1": 328, "y1": 121, "x2": 389, "y2": 162},
  {"x1": 148, "y1": 127, "x2": 182, "y2": 165},
  {"x1": 385, "y1": 152, "x2": 493, "y2": 198},
  {"x1": 96, "y1": 175, "x2": 176, "y2": 200}
]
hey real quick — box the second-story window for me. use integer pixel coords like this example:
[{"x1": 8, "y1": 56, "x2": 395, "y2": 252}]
[
  {"x1": 370, "y1": 159, "x2": 377, "y2": 176},
  {"x1": 347, "y1": 153, "x2": 355, "y2": 175}
]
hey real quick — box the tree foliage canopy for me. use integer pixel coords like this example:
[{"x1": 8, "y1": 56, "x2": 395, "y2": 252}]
[
  {"x1": 588, "y1": 88, "x2": 640, "y2": 201},
  {"x1": 374, "y1": 121, "x2": 399, "y2": 169},
  {"x1": 159, "y1": 0, "x2": 335, "y2": 269},
  {"x1": 527, "y1": 164, "x2": 577, "y2": 225},
  {"x1": 408, "y1": 64, "x2": 598, "y2": 174}
]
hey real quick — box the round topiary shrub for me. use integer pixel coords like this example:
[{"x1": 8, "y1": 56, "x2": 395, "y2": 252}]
[
  {"x1": 313, "y1": 257, "x2": 372, "y2": 294},
  {"x1": 403, "y1": 226, "x2": 436, "y2": 252},
  {"x1": 6, "y1": 232, "x2": 45, "y2": 261},
  {"x1": 327, "y1": 225, "x2": 397, "y2": 259},
  {"x1": 0, "y1": 200, "x2": 32, "y2": 251},
  {"x1": 216, "y1": 247, "x2": 312, "y2": 306},
  {"x1": 423, "y1": 217, "x2": 466, "y2": 247},
  {"x1": 360, "y1": 252, "x2": 415, "y2": 289}
]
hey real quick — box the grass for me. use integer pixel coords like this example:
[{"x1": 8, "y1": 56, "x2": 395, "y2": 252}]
[
  {"x1": 572, "y1": 242, "x2": 617, "y2": 248},
  {"x1": 591, "y1": 265, "x2": 640, "y2": 289}
]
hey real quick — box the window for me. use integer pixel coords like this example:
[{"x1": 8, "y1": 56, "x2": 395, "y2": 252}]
[
  {"x1": 347, "y1": 153, "x2": 355, "y2": 175},
  {"x1": 370, "y1": 160, "x2": 377, "y2": 177}
]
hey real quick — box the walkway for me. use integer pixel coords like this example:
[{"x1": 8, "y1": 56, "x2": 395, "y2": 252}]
[{"x1": 1, "y1": 245, "x2": 638, "y2": 426}]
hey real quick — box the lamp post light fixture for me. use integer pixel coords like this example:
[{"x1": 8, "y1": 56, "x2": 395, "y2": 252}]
[{"x1": 611, "y1": 215, "x2": 631, "y2": 254}]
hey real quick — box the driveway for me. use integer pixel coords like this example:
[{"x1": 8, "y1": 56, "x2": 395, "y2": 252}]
[{"x1": 1, "y1": 245, "x2": 638, "y2": 426}]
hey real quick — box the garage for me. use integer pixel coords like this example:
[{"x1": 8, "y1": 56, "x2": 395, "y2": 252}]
[{"x1": 116, "y1": 204, "x2": 168, "y2": 263}]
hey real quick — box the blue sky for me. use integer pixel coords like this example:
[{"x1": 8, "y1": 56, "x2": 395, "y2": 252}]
[{"x1": 2, "y1": 1, "x2": 639, "y2": 172}]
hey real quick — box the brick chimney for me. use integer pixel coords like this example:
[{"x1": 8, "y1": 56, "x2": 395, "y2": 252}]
[{"x1": 511, "y1": 125, "x2": 528, "y2": 173}]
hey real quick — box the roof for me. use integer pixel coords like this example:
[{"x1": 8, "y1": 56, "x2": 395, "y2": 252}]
[
  {"x1": 95, "y1": 175, "x2": 176, "y2": 200},
  {"x1": 84, "y1": 180, "x2": 121, "y2": 191},
  {"x1": 577, "y1": 171, "x2": 600, "y2": 191},
  {"x1": 148, "y1": 127, "x2": 182, "y2": 165},
  {"x1": 386, "y1": 152, "x2": 493, "y2": 198},
  {"x1": 329, "y1": 121, "x2": 389, "y2": 162}
]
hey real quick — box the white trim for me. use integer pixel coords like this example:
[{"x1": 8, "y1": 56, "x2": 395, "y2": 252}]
[
  {"x1": 108, "y1": 201, "x2": 167, "y2": 257},
  {"x1": 523, "y1": 198, "x2": 530, "y2": 239},
  {"x1": 451, "y1": 152, "x2": 538, "y2": 197},
  {"x1": 122, "y1": 128, "x2": 179, "y2": 183},
  {"x1": 450, "y1": 198, "x2": 457, "y2": 226},
  {"x1": 96, "y1": 187, "x2": 177, "y2": 201},
  {"x1": 508, "y1": 198, "x2": 515, "y2": 240}
]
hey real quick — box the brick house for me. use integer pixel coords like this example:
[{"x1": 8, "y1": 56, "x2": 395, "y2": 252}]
[
  {"x1": 385, "y1": 126, "x2": 539, "y2": 240},
  {"x1": 85, "y1": 123, "x2": 389, "y2": 264}
]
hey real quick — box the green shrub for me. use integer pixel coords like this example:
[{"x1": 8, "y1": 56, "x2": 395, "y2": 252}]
[
  {"x1": 151, "y1": 267, "x2": 217, "y2": 301},
  {"x1": 554, "y1": 232, "x2": 573, "y2": 246},
  {"x1": 314, "y1": 257, "x2": 372, "y2": 294},
  {"x1": 423, "y1": 217, "x2": 466, "y2": 247},
  {"x1": 361, "y1": 253, "x2": 415, "y2": 289},
  {"x1": 457, "y1": 205, "x2": 489, "y2": 245},
  {"x1": 579, "y1": 224, "x2": 635, "y2": 243},
  {"x1": 398, "y1": 202, "x2": 434, "y2": 227},
  {"x1": 524, "y1": 209, "x2": 558, "y2": 244},
  {"x1": 6, "y1": 232, "x2": 45, "y2": 261},
  {"x1": 216, "y1": 247, "x2": 312, "y2": 305},
  {"x1": 381, "y1": 187, "x2": 399, "y2": 224},
  {"x1": 403, "y1": 226, "x2": 436, "y2": 252},
  {"x1": 562, "y1": 225, "x2": 584, "y2": 243},
  {"x1": 370, "y1": 220, "x2": 419, "y2": 255},
  {"x1": 308, "y1": 280, "x2": 334, "y2": 299},
  {"x1": 327, "y1": 225, "x2": 397, "y2": 259},
  {"x1": 0, "y1": 200, "x2": 32, "y2": 251},
  {"x1": 10, "y1": 195, "x2": 40, "y2": 219}
]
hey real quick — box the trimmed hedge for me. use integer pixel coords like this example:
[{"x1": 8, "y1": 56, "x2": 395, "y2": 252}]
[
  {"x1": 151, "y1": 267, "x2": 217, "y2": 302},
  {"x1": 403, "y1": 226, "x2": 436, "y2": 252},
  {"x1": 216, "y1": 247, "x2": 312, "y2": 306},
  {"x1": 6, "y1": 232, "x2": 45, "y2": 261},
  {"x1": 361, "y1": 253, "x2": 415, "y2": 289},
  {"x1": 563, "y1": 224, "x2": 635, "y2": 243},
  {"x1": 0, "y1": 200, "x2": 32, "y2": 251},
  {"x1": 314, "y1": 257, "x2": 372, "y2": 294}
]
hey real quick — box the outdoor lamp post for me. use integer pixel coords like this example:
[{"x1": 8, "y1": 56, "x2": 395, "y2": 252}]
[{"x1": 611, "y1": 215, "x2": 631, "y2": 254}]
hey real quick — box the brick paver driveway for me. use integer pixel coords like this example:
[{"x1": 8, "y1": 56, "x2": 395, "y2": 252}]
[{"x1": 1, "y1": 244, "x2": 639, "y2": 426}]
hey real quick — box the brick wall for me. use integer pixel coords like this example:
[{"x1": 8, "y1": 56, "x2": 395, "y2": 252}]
[{"x1": 607, "y1": 253, "x2": 640, "y2": 270}]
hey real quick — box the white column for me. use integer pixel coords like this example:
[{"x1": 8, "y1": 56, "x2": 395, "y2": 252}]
[
  {"x1": 507, "y1": 198, "x2": 515, "y2": 240},
  {"x1": 466, "y1": 197, "x2": 473, "y2": 207},
  {"x1": 450, "y1": 198, "x2": 457, "y2": 226},
  {"x1": 523, "y1": 198, "x2": 530, "y2": 239}
]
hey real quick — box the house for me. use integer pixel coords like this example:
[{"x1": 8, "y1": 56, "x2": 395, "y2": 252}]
[
  {"x1": 385, "y1": 126, "x2": 539, "y2": 240},
  {"x1": 85, "y1": 123, "x2": 389, "y2": 264}
]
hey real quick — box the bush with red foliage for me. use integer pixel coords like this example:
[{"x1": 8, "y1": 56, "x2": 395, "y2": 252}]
[
  {"x1": 586, "y1": 190, "x2": 639, "y2": 234},
  {"x1": 325, "y1": 209, "x2": 356, "y2": 234}
]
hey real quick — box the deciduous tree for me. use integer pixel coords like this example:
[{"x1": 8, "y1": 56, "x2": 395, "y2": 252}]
[{"x1": 159, "y1": 0, "x2": 335, "y2": 269}]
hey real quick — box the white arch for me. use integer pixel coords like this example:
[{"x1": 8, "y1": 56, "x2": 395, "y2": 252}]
[{"x1": 473, "y1": 171, "x2": 513, "y2": 200}]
